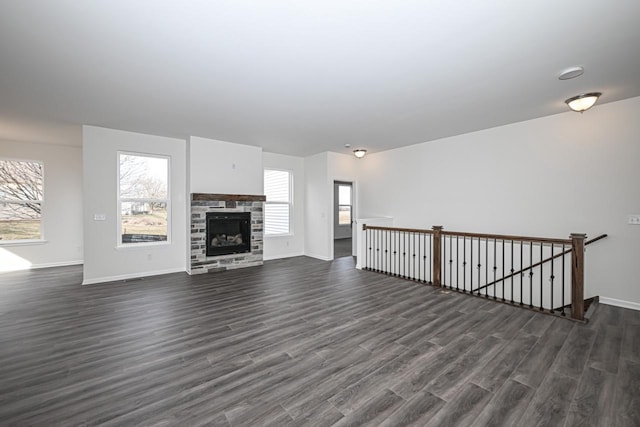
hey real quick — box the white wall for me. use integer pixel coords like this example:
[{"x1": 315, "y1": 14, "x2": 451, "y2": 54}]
[
  {"x1": 0, "y1": 139, "x2": 83, "y2": 270},
  {"x1": 263, "y1": 152, "x2": 305, "y2": 260},
  {"x1": 82, "y1": 126, "x2": 187, "y2": 284},
  {"x1": 304, "y1": 152, "x2": 331, "y2": 260},
  {"x1": 358, "y1": 96, "x2": 640, "y2": 306},
  {"x1": 304, "y1": 152, "x2": 360, "y2": 260},
  {"x1": 189, "y1": 136, "x2": 263, "y2": 195}
]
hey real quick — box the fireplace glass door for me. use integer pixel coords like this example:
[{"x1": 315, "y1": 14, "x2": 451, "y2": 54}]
[{"x1": 206, "y1": 212, "x2": 251, "y2": 256}]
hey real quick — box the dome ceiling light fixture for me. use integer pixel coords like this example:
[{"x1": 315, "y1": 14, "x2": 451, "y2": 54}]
[
  {"x1": 353, "y1": 149, "x2": 367, "y2": 159},
  {"x1": 565, "y1": 92, "x2": 602, "y2": 113}
]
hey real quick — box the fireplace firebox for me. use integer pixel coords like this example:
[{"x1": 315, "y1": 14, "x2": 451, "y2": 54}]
[{"x1": 206, "y1": 212, "x2": 251, "y2": 257}]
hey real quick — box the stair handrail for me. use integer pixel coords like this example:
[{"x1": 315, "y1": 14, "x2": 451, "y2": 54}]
[{"x1": 474, "y1": 233, "x2": 608, "y2": 292}]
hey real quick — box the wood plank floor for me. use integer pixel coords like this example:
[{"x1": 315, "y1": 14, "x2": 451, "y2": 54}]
[
  {"x1": 0, "y1": 256, "x2": 638, "y2": 426},
  {"x1": 334, "y1": 238, "x2": 353, "y2": 258}
]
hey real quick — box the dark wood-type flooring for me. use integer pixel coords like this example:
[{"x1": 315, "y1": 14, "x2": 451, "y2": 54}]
[
  {"x1": 1, "y1": 256, "x2": 639, "y2": 426},
  {"x1": 334, "y1": 238, "x2": 353, "y2": 259}
]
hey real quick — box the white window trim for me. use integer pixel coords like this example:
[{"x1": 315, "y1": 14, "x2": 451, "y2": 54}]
[
  {"x1": 337, "y1": 183, "x2": 353, "y2": 226},
  {"x1": 264, "y1": 168, "x2": 293, "y2": 237},
  {"x1": 0, "y1": 239, "x2": 47, "y2": 247},
  {"x1": 0, "y1": 157, "x2": 45, "y2": 244},
  {"x1": 116, "y1": 151, "x2": 171, "y2": 248}
]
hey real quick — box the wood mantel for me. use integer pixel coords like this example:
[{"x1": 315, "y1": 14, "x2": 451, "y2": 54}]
[{"x1": 191, "y1": 193, "x2": 266, "y2": 202}]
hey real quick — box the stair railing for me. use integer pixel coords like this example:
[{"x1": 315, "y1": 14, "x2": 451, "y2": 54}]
[
  {"x1": 362, "y1": 224, "x2": 607, "y2": 321},
  {"x1": 363, "y1": 226, "x2": 434, "y2": 283}
]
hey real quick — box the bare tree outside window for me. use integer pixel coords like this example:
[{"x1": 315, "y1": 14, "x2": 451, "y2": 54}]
[
  {"x1": 0, "y1": 159, "x2": 43, "y2": 240},
  {"x1": 119, "y1": 155, "x2": 147, "y2": 199},
  {"x1": 118, "y1": 153, "x2": 169, "y2": 244}
]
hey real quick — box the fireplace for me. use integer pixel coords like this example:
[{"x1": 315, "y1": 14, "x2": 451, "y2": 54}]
[
  {"x1": 190, "y1": 193, "x2": 265, "y2": 275},
  {"x1": 206, "y1": 212, "x2": 251, "y2": 257}
]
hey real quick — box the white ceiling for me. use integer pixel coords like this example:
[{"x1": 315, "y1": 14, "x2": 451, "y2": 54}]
[{"x1": 1, "y1": 1, "x2": 639, "y2": 156}]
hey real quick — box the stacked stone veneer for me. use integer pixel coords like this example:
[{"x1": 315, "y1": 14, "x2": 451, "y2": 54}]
[{"x1": 189, "y1": 193, "x2": 266, "y2": 274}]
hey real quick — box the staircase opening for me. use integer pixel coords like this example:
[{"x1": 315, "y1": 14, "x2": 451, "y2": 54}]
[{"x1": 361, "y1": 224, "x2": 607, "y2": 322}]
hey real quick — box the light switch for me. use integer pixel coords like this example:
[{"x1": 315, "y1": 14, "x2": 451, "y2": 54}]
[
  {"x1": 94, "y1": 214, "x2": 106, "y2": 221},
  {"x1": 628, "y1": 214, "x2": 640, "y2": 225}
]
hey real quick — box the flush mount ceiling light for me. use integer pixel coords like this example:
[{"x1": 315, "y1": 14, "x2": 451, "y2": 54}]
[
  {"x1": 353, "y1": 149, "x2": 367, "y2": 159},
  {"x1": 565, "y1": 92, "x2": 602, "y2": 113}
]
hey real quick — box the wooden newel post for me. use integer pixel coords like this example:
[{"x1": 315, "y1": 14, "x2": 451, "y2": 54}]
[
  {"x1": 433, "y1": 226, "x2": 443, "y2": 287},
  {"x1": 570, "y1": 233, "x2": 586, "y2": 321}
]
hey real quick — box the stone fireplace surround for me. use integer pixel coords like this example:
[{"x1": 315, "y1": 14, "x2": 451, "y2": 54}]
[{"x1": 189, "y1": 193, "x2": 266, "y2": 274}]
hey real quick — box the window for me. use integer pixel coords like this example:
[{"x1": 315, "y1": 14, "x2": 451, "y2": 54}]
[
  {"x1": 118, "y1": 153, "x2": 169, "y2": 245},
  {"x1": 0, "y1": 159, "x2": 43, "y2": 242},
  {"x1": 264, "y1": 169, "x2": 292, "y2": 235},
  {"x1": 338, "y1": 184, "x2": 352, "y2": 225}
]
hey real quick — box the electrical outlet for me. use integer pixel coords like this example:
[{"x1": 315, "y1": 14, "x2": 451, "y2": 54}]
[
  {"x1": 629, "y1": 214, "x2": 640, "y2": 225},
  {"x1": 93, "y1": 213, "x2": 106, "y2": 221}
]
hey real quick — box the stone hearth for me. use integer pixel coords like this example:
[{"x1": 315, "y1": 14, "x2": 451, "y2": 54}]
[{"x1": 189, "y1": 193, "x2": 265, "y2": 274}]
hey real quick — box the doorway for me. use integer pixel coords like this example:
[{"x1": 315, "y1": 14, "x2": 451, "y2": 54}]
[{"x1": 333, "y1": 181, "x2": 353, "y2": 258}]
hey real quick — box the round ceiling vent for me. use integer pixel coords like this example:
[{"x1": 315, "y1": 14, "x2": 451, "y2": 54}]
[{"x1": 559, "y1": 66, "x2": 584, "y2": 80}]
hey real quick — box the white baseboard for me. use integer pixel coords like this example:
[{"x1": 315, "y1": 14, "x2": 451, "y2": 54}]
[
  {"x1": 304, "y1": 252, "x2": 333, "y2": 261},
  {"x1": 32, "y1": 260, "x2": 83, "y2": 269},
  {"x1": 263, "y1": 251, "x2": 305, "y2": 261},
  {"x1": 82, "y1": 267, "x2": 185, "y2": 285},
  {"x1": 599, "y1": 296, "x2": 640, "y2": 311}
]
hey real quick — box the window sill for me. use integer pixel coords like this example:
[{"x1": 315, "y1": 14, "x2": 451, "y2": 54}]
[
  {"x1": 0, "y1": 239, "x2": 48, "y2": 247},
  {"x1": 116, "y1": 241, "x2": 172, "y2": 250},
  {"x1": 265, "y1": 233, "x2": 294, "y2": 238}
]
